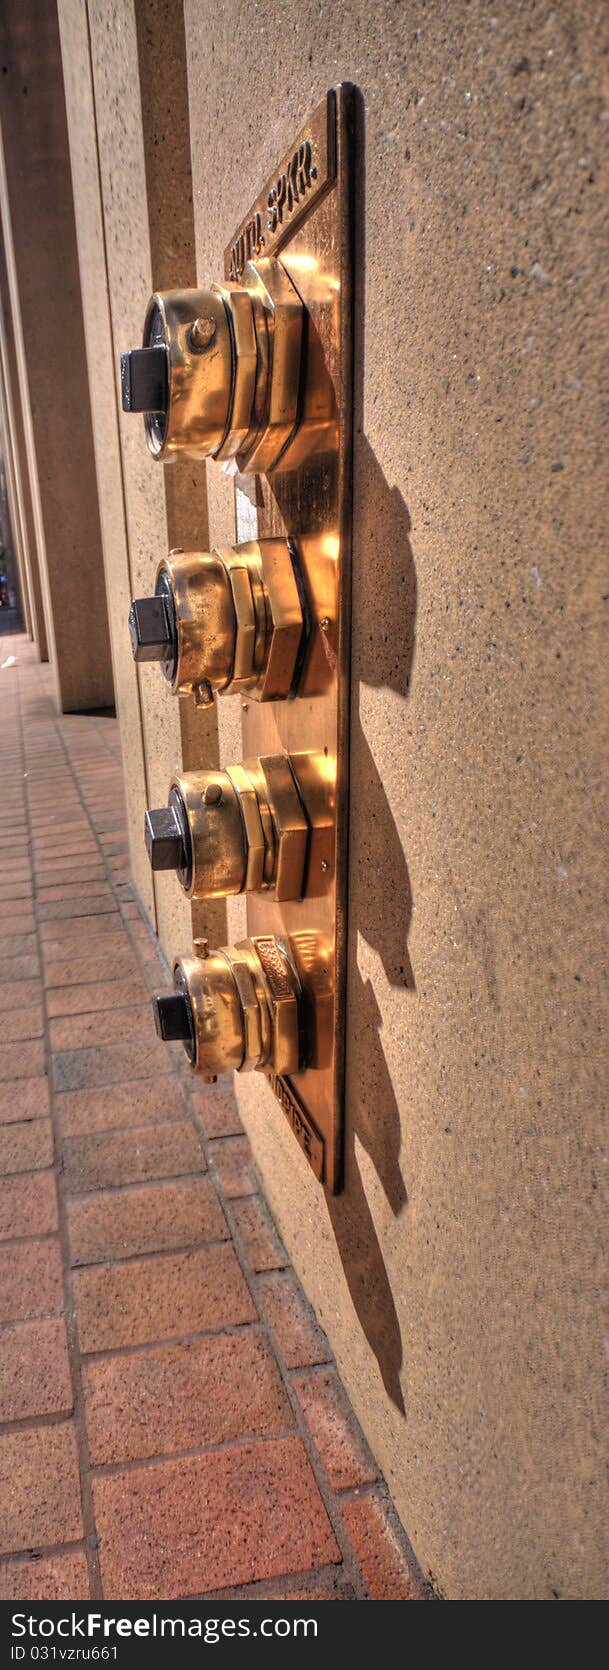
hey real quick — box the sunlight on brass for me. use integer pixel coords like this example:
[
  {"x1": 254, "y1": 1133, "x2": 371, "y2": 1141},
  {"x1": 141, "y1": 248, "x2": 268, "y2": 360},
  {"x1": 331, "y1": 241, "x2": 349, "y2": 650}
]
[
  {"x1": 168, "y1": 936, "x2": 302, "y2": 1080},
  {"x1": 145, "y1": 88, "x2": 354, "y2": 1192},
  {"x1": 152, "y1": 539, "x2": 305, "y2": 703},
  {"x1": 151, "y1": 752, "x2": 327, "y2": 905},
  {"x1": 125, "y1": 260, "x2": 309, "y2": 472},
  {"x1": 221, "y1": 86, "x2": 356, "y2": 1192}
]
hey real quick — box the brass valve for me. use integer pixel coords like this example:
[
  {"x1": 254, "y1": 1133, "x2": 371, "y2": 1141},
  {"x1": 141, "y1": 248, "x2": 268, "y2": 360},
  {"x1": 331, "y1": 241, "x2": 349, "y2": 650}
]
[
  {"x1": 152, "y1": 936, "x2": 302, "y2": 1081},
  {"x1": 128, "y1": 538, "x2": 307, "y2": 705},
  {"x1": 120, "y1": 259, "x2": 303, "y2": 473},
  {"x1": 144, "y1": 754, "x2": 311, "y2": 903}
]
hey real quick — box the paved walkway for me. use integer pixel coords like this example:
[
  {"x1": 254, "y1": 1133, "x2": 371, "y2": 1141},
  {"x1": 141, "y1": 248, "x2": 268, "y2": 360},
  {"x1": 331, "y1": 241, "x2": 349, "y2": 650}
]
[{"x1": 0, "y1": 635, "x2": 426, "y2": 1602}]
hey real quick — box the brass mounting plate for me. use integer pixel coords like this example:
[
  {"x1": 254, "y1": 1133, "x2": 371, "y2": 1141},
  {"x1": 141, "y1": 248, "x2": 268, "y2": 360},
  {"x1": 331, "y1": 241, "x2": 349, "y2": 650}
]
[{"x1": 224, "y1": 86, "x2": 355, "y2": 1192}]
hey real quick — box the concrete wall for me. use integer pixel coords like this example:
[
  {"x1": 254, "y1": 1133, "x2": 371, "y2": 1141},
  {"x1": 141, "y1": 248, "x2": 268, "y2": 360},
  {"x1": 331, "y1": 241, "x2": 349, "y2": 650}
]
[
  {"x1": 184, "y1": 0, "x2": 609, "y2": 1599},
  {"x1": 58, "y1": 0, "x2": 226, "y2": 948}
]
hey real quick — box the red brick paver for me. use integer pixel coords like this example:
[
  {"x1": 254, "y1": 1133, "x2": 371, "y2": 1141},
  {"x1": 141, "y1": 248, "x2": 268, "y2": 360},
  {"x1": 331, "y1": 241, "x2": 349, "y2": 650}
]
[
  {"x1": 0, "y1": 1318, "x2": 73, "y2": 1421},
  {"x1": 68, "y1": 1175, "x2": 227, "y2": 1265},
  {"x1": 0, "y1": 1239, "x2": 64, "y2": 1322},
  {"x1": 0, "y1": 1549, "x2": 90, "y2": 1601},
  {"x1": 0, "y1": 1423, "x2": 83, "y2": 1555},
  {"x1": 93, "y1": 1437, "x2": 340, "y2": 1600},
  {"x1": 341, "y1": 1491, "x2": 429, "y2": 1600},
  {"x1": 0, "y1": 1171, "x2": 58, "y2": 1240},
  {"x1": 0, "y1": 635, "x2": 428, "y2": 1602},
  {"x1": 293, "y1": 1366, "x2": 379, "y2": 1492},
  {"x1": 84, "y1": 1332, "x2": 291, "y2": 1466}
]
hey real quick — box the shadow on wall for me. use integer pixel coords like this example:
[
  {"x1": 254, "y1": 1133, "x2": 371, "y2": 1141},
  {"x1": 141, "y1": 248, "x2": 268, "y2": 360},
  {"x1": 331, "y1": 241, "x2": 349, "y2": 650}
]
[{"x1": 327, "y1": 92, "x2": 417, "y2": 1415}]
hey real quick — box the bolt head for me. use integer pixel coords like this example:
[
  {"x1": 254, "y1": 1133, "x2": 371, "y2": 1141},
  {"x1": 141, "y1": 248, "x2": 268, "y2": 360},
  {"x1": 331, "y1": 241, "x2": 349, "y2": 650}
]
[
  {"x1": 189, "y1": 315, "x2": 217, "y2": 351},
  {"x1": 121, "y1": 345, "x2": 167, "y2": 413},
  {"x1": 144, "y1": 806, "x2": 185, "y2": 871},
  {"x1": 128, "y1": 596, "x2": 173, "y2": 663},
  {"x1": 152, "y1": 990, "x2": 192, "y2": 1042},
  {"x1": 203, "y1": 782, "x2": 223, "y2": 806}
]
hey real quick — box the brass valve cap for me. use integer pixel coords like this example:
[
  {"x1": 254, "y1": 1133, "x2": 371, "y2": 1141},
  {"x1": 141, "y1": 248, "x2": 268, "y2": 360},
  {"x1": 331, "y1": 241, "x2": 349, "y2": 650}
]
[
  {"x1": 130, "y1": 540, "x2": 306, "y2": 702},
  {"x1": 146, "y1": 754, "x2": 310, "y2": 903},
  {"x1": 157, "y1": 939, "x2": 301, "y2": 1078},
  {"x1": 143, "y1": 288, "x2": 234, "y2": 459},
  {"x1": 122, "y1": 262, "x2": 304, "y2": 473},
  {"x1": 171, "y1": 770, "x2": 246, "y2": 900},
  {"x1": 156, "y1": 550, "x2": 235, "y2": 695},
  {"x1": 179, "y1": 948, "x2": 251, "y2": 1076}
]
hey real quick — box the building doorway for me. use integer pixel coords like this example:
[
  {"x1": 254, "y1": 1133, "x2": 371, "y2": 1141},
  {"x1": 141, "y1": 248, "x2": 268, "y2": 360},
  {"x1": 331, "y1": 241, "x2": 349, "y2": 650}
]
[{"x1": 0, "y1": 437, "x2": 23, "y2": 634}]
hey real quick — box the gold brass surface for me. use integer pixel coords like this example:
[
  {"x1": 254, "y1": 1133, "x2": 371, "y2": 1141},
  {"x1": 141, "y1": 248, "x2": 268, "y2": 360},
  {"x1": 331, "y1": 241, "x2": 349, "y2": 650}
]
[
  {"x1": 223, "y1": 86, "x2": 355, "y2": 1192},
  {"x1": 166, "y1": 751, "x2": 327, "y2": 905},
  {"x1": 175, "y1": 936, "x2": 300, "y2": 1079},
  {"x1": 236, "y1": 258, "x2": 303, "y2": 474},
  {"x1": 225, "y1": 100, "x2": 336, "y2": 280},
  {"x1": 216, "y1": 543, "x2": 269, "y2": 689},
  {"x1": 149, "y1": 89, "x2": 353, "y2": 1190},
  {"x1": 225, "y1": 763, "x2": 267, "y2": 892},
  {"x1": 222, "y1": 563, "x2": 257, "y2": 687},
  {"x1": 159, "y1": 549, "x2": 234, "y2": 694},
  {"x1": 145, "y1": 287, "x2": 233, "y2": 459},
  {"x1": 178, "y1": 947, "x2": 246, "y2": 1077},
  {"x1": 255, "y1": 540, "x2": 304, "y2": 701},
  {"x1": 171, "y1": 769, "x2": 246, "y2": 899},
  {"x1": 211, "y1": 283, "x2": 258, "y2": 460},
  {"x1": 155, "y1": 539, "x2": 305, "y2": 702},
  {"x1": 252, "y1": 754, "x2": 308, "y2": 902},
  {"x1": 141, "y1": 262, "x2": 306, "y2": 470}
]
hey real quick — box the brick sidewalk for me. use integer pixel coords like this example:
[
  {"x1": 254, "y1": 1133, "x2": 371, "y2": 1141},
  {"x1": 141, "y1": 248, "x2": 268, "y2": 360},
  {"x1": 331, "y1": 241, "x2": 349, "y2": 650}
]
[{"x1": 0, "y1": 634, "x2": 427, "y2": 1602}]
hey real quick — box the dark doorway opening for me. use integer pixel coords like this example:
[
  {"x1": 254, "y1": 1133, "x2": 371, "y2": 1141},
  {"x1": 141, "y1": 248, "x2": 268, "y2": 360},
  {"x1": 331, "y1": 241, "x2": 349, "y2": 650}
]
[{"x1": 0, "y1": 438, "x2": 23, "y2": 634}]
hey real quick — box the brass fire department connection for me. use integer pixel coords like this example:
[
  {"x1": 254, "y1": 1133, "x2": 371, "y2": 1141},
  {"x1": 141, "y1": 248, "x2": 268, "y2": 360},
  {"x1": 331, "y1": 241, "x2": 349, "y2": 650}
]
[
  {"x1": 120, "y1": 259, "x2": 304, "y2": 473},
  {"x1": 128, "y1": 538, "x2": 307, "y2": 706},
  {"x1": 152, "y1": 936, "x2": 302, "y2": 1082},
  {"x1": 145, "y1": 755, "x2": 311, "y2": 903}
]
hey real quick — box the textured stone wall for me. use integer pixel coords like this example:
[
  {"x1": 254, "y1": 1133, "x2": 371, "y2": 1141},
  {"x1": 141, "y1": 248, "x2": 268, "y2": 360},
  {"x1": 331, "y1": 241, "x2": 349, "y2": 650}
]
[
  {"x1": 0, "y1": 0, "x2": 113, "y2": 711},
  {"x1": 58, "y1": 0, "x2": 227, "y2": 951}
]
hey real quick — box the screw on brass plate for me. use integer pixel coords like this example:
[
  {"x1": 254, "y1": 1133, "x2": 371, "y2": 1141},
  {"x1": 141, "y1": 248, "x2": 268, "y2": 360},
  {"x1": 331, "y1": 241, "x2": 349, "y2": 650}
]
[
  {"x1": 189, "y1": 315, "x2": 217, "y2": 351},
  {"x1": 242, "y1": 701, "x2": 249, "y2": 712},
  {"x1": 194, "y1": 679, "x2": 214, "y2": 707},
  {"x1": 320, "y1": 617, "x2": 330, "y2": 631},
  {"x1": 321, "y1": 859, "x2": 329, "y2": 872},
  {"x1": 193, "y1": 937, "x2": 209, "y2": 959},
  {"x1": 203, "y1": 782, "x2": 223, "y2": 806}
]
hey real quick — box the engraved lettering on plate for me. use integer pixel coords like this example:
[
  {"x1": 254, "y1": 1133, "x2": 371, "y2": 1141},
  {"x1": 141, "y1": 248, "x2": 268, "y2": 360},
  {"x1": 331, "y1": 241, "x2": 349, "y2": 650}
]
[
  {"x1": 268, "y1": 1073, "x2": 325, "y2": 1181},
  {"x1": 224, "y1": 95, "x2": 336, "y2": 281},
  {"x1": 266, "y1": 139, "x2": 318, "y2": 236}
]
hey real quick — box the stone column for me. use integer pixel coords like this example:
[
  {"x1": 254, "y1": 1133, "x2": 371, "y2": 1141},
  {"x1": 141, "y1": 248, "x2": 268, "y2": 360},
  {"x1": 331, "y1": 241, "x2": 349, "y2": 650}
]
[
  {"x1": 57, "y1": 0, "x2": 225, "y2": 954},
  {"x1": 0, "y1": 0, "x2": 113, "y2": 711}
]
